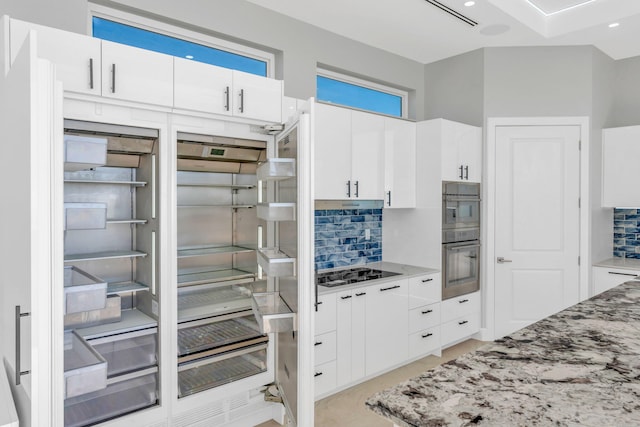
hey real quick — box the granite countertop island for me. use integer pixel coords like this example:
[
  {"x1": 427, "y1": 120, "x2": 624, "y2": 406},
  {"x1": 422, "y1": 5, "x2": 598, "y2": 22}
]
[{"x1": 366, "y1": 280, "x2": 640, "y2": 426}]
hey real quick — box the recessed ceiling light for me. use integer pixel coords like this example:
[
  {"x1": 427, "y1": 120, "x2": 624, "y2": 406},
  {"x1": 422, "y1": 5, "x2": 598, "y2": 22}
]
[
  {"x1": 185, "y1": 55, "x2": 194, "y2": 59},
  {"x1": 609, "y1": 22, "x2": 620, "y2": 28},
  {"x1": 464, "y1": 1, "x2": 475, "y2": 6}
]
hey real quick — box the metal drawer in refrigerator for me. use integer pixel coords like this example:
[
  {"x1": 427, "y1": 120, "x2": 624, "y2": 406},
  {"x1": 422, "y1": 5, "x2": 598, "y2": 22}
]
[{"x1": 64, "y1": 372, "x2": 158, "y2": 427}]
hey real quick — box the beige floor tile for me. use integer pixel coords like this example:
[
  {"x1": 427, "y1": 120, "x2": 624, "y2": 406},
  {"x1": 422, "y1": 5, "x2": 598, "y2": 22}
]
[{"x1": 255, "y1": 339, "x2": 485, "y2": 427}]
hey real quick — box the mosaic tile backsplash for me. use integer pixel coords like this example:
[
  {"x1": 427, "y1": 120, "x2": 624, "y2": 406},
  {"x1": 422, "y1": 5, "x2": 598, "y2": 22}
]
[
  {"x1": 315, "y1": 208, "x2": 383, "y2": 271},
  {"x1": 614, "y1": 208, "x2": 640, "y2": 259}
]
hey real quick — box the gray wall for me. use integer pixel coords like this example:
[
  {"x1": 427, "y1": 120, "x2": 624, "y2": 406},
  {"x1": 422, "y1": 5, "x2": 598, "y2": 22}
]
[
  {"x1": 0, "y1": 0, "x2": 426, "y2": 119},
  {"x1": 611, "y1": 56, "x2": 640, "y2": 127}
]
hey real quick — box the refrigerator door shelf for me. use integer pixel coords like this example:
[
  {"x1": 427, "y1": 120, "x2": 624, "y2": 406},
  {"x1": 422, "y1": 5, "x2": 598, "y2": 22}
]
[
  {"x1": 256, "y1": 158, "x2": 296, "y2": 181},
  {"x1": 251, "y1": 292, "x2": 296, "y2": 333},
  {"x1": 257, "y1": 248, "x2": 296, "y2": 277}
]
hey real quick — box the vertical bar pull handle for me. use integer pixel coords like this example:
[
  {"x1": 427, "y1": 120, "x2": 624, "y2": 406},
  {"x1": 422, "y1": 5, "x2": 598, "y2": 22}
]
[
  {"x1": 346, "y1": 180, "x2": 351, "y2": 198},
  {"x1": 387, "y1": 191, "x2": 391, "y2": 207},
  {"x1": 459, "y1": 165, "x2": 464, "y2": 180},
  {"x1": 89, "y1": 58, "x2": 94, "y2": 89},
  {"x1": 354, "y1": 180, "x2": 359, "y2": 198},
  {"x1": 15, "y1": 305, "x2": 31, "y2": 385},
  {"x1": 464, "y1": 165, "x2": 469, "y2": 180},
  {"x1": 239, "y1": 89, "x2": 245, "y2": 113},
  {"x1": 111, "y1": 64, "x2": 116, "y2": 93},
  {"x1": 224, "y1": 86, "x2": 230, "y2": 111}
]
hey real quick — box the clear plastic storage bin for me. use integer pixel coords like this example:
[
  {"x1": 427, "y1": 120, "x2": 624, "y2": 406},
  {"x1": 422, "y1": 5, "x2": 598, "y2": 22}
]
[
  {"x1": 256, "y1": 203, "x2": 296, "y2": 221},
  {"x1": 64, "y1": 134, "x2": 107, "y2": 172},
  {"x1": 256, "y1": 158, "x2": 295, "y2": 181},
  {"x1": 64, "y1": 331, "x2": 107, "y2": 399},
  {"x1": 251, "y1": 292, "x2": 296, "y2": 333},
  {"x1": 257, "y1": 248, "x2": 296, "y2": 277},
  {"x1": 63, "y1": 266, "x2": 107, "y2": 314},
  {"x1": 64, "y1": 202, "x2": 107, "y2": 230},
  {"x1": 89, "y1": 328, "x2": 158, "y2": 377}
]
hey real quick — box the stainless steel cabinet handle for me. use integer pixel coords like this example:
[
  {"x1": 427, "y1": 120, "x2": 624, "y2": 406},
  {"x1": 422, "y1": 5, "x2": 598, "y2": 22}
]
[
  {"x1": 421, "y1": 333, "x2": 433, "y2": 338},
  {"x1": 341, "y1": 295, "x2": 352, "y2": 300},
  {"x1": 421, "y1": 278, "x2": 433, "y2": 283},
  {"x1": 458, "y1": 299, "x2": 469, "y2": 304},
  {"x1": 387, "y1": 191, "x2": 391, "y2": 207},
  {"x1": 314, "y1": 341, "x2": 322, "y2": 346},
  {"x1": 89, "y1": 58, "x2": 94, "y2": 89},
  {"x1": 458, "y1": 320, "x2": 469, "y2": 325},
  {"x1": 608, "y1": 271, "x2": 637, "y2": 276},
  {"x1": 355, "y1": 292, "x2": 367, "y2": 296},
  {"x1": 224, "y1": 86, "x2": 230, "y2": 111},
  {"x1": 380, "y1": 285, "x2": 401, "y2": 292},
  {"x1": 497, "y1": 257, "x2": 512, "y2": 263},
  {"x1": 346, "y1": 180, "x2": 351, "y2": 197},
  {"x1": 314, "y1": 372, "x2": 323, "y2": 377},
  {"x1": 459, "y1": 165, "x2": 464, "y2": 180},
  {"x1": 354, "y1": 180, "x2": 359, "y2": 198},
  {"x1": 464, "y1": 165, "x2": 469, "y2": 180},
  {"x1": 15, "y1": 305, "x2": 30, "y2": 385},
  {"x1": 421, "y1": 309, "x2": 433, "y2": 314},
  {"x1": 111, "y1": 64, "x2": 116, "y2": 93},
  {"x1": 239, "y1": 89, "x2": 244, "y2": 113}
]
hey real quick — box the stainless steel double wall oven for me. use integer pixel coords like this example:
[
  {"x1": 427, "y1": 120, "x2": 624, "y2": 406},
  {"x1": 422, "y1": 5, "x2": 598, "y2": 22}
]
[{"x1": 442, "y1": 182, "x2": 481, "y2": 300}]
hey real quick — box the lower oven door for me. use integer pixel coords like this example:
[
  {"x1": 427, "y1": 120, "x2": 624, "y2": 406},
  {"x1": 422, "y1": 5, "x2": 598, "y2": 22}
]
[{"x1": 443, "y1": 240, "x2": 480, "y2": 300}]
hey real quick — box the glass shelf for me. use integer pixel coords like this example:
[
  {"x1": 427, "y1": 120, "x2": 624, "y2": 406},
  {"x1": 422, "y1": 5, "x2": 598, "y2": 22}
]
[
  {"x1": 64, "y1": 179, "x2": 147, "y2": 186},
  {"x1": 107, "y1": 281, "x2": 150, "y2": 295},
  {"x1": 64, "y1": 250, "x2": 147, "y2": 263},
  {"x1": 106, "y1": 219, "x2": 148, "y2": 225},
  {"x1": 177, "y1": 204, "x2": 255, "y2": 209},
  {"x1": 177, "y1": 183, "x2": 255, "y2": 189},
  {"x1": 177, "y1": 268, "x2": 256, "y2": 287},
  {"x1": 177, "y1": 245, "x2": 255, "y2": 259}
]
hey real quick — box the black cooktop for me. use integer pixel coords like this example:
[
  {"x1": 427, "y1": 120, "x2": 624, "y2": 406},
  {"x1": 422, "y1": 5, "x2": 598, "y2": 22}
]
[{"x1": 316, "y1": 267, "x2": 401, "y2": 287}]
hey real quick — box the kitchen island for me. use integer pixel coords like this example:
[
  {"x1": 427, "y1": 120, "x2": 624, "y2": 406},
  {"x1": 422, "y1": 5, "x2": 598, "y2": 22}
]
[{"x1": 366, "y1": 280, "x2": 640, "y2": 426}]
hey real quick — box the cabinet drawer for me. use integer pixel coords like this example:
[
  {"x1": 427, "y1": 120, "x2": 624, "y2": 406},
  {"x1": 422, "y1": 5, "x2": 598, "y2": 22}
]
[
  {"x1": 314, "y1": 360, "x2": 337, "y2": 398},
  {"x1": 593, "y1": 266, "x2": 640, "y2": 295},
  {"x1": 408, "y1": 273, "x2": 441, "y2": 309},
  {"x1": 315, "y1": 293, "x2": 337, "y2": 335},
  {"x1": 441, "y1": 312, "x2": 480, "y2": 346},
  {"x1": 409, "y1": 302, "x2": 441, "y2": 334},
  {"x1": 408, "y1": 327, "x2": 441, "y2": 359},
  {"x1": 441, "y1": 291, "x2": 480, "y2": 324},
  {"x1": 314, "y1": 331, "x2": 337, "y2": 366}
]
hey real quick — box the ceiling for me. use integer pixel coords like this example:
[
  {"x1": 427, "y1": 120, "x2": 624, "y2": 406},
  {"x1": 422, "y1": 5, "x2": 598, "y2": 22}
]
[{"x1": 245, "y1": 0, "x2": 640, "y2": 64}]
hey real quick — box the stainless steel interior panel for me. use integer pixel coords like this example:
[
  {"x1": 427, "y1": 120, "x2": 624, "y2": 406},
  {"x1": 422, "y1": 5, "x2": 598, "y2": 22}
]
[
  {"x1": 65, "y1": 119, "x2": 159, "y2": 139},
  {"x1": 177, "y1": 132, "x2": 267, "y2": 150},
  {"x1": 177, "y1": 207, "x2": 232, "y2": 248}
]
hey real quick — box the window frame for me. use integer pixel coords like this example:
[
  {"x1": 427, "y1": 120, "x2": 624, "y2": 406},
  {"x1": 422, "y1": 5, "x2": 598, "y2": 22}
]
[
  {"x1": 88, "y1": 3, "x2": 276, "y2": 77},
  {"x1": 317, "y1": 68, "x2": 409, "y2": 118}
]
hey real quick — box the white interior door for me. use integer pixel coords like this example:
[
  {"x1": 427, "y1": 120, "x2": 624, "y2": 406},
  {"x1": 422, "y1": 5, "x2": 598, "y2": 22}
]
[
  {"x1": 0, "y1": 33, "x2": 60, "y2": 427},
  {"x1": 494, "y1": 125, "x2": 580, "y2": 338}
]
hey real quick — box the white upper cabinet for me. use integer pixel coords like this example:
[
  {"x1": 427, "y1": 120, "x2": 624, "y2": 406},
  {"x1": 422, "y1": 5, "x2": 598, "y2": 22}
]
[
  {"x1": 232, "y1": 70, "x2": 283, "y2": 123},
  {"x1": 315, "y1": 103, "x2": 352, "y2": 199},
  {"x1": 10, "y1": 18, "x2": 101, "y2": 96},
  {"x1": 602, "y1": 126, "x2": 640, "y2": 207},
  {"x1": 101, "y1": 40, "x2": 173, "y2": 107},
  {"x1": 174, "y1": 57, "x2": 233, "y2": 116},
  {"x1": 384, "y1": 118, "x2": 416, "y2": 208},
  {"x1": 351, "y1": 110, "x2": 385, "y2": 199},
  {"x1": 440, "y1": 119, "x2": 482, "y2": 183},
  {"x1": 315, "y1": 103, "x2": 384, "y2": 200}
]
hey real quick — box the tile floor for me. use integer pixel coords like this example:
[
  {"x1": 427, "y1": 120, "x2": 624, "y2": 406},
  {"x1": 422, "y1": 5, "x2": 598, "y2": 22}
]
[{"x1": 256, "y1": 339, "x2": 485, "y2": 427}]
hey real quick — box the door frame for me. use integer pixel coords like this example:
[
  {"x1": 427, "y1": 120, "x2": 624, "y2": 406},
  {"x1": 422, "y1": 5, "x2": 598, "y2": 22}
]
[{"x1": 481, "y1": 117, "x2": 590, "y2": 341}]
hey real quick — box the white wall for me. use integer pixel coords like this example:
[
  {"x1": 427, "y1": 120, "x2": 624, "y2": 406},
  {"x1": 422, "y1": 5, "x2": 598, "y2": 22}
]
[{"x1": 611, "y1": 56, "x2": 640, "y2": 127}]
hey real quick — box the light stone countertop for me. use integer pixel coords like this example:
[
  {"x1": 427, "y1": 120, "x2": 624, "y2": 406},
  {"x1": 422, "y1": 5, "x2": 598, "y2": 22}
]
[
  {"x1": 316, "y1": 261, "x2": 439, "y2": 295},
  {"x1": 593, "y1": 257, "x2": 640, "y2": 271},
  {"x1": 366, "y1": 280, "x2": 640, "y2": 426}
]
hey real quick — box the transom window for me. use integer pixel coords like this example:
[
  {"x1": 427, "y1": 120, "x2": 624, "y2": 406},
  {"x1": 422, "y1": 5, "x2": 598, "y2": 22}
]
[
  {"x1": 316, "y1": 69, "x2": 408, "y2": 118},
  {"x1": 90, "y1": 7, "x2": 273, "y2": 77}
]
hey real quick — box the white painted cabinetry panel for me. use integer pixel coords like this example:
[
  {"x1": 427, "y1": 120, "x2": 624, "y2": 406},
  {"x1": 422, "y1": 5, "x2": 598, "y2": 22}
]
[
  {"x1": 440, "y1": 119, "x2": 482, "y2": 183},
  {"x1": 351, "y1": 110, "x2": 385, "y2": 200},
  {"x1": 174, "y1": 57, "x2": 233, "y2": 116},
  {"x1": 232, "y1": 70, "x2": 282, "y2": 123},
  {"x1": 314, "y1": 331, "x2": 336, "y2": 366},
  {"x1": 365, "y1": 279, "x2": 408, "y2": 375},
  {"x1": 409, "y1": 303, "x2": 441, "y2": 334},
  {"x1": 408, "y1": 273, "x2": 441, "y2": 309},
  {"x1": 441, "y1": 291, "x2": 481, "y2": 324},
  {"x1": 592, "y1": 266, "x2": 640, "y2": 295},
  {"x1": 384, "y1": 118, "x2": 416, "y2": 208},
  {"x1": 315, "y1": 103, "x2": 352, "y2": 199},
  {"x1": 408, "y1": 326, "x2": 440, "y2": 359},
  {"x1": 315, "y1": 292, "x2": 336, "y2": 335},
  {"x1": 602, "y1": 126, "x2": 640, "y2": 207},
  {"x1": 314, "y1": 360, "x2": 337, "y2": 397}
]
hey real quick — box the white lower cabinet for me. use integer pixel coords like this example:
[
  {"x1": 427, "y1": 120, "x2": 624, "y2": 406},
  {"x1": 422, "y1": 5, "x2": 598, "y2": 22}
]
[
  {"x1": 409, "y1": 302, "x2": 441, "y2": 334},
  {"x1": 409, "y1": 326, "x2": 441, "y2": 359},
  {"x1": 315, "y1": 293, "x2": 337, "y2": 335},
  {"x1": 592, "y1": 266, "x2": 640, "y2": 295},
  {"x1": 314, "y1": 331, "x2": 337, "y2": 366},
  {"x1": 314, "y1": 360, "x2": 337, "y2": 397},
  {"x1": 336, "y1": 288, "x2": 366, "y2": 388},
  {"x1": 440, "y1": 291, "x2": 481, "y2": 347},
  {"x1": 365, "y1": 279, "x2": 409, "y2": 375}
]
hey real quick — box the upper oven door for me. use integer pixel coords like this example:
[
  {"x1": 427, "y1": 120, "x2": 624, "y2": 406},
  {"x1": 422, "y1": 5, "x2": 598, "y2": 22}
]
[{"x1": 443, "y1": 197, "x2": 480, "y2": 229}]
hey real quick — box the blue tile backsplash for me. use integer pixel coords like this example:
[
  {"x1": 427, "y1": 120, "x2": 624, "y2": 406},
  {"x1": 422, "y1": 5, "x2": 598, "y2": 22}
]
[
  {"x1": 315, "y1": 208, "x2": 383, "y2": 271},
  {"x1": 614, "y1": 208, "x2": 640, "y2": 259}
]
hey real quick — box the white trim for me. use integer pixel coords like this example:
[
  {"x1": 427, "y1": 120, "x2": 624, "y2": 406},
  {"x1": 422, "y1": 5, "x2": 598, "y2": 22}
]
[
  {"x1": 484, "y1": 116, "x2": 590, "y2": 341},
  {"x1": 317, "y1": 68, "x2": 409, "y2": 118},
  {"x1": 88, "y1": 3, "x2": 276, "y2": 77}
]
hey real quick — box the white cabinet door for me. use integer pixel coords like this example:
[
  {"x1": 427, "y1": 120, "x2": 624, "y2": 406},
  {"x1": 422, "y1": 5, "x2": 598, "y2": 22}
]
[
  {"x1": 441, "y1": 120, "x2": 482, "y2": 183},
  {"x1": 602, "y1": 126, "x2": 640, "y2": 207},
  {"x1": 408, "y1": 273, "x2": 441, "y2": 309},
  {"x1": 335, "y1": 290, "x2": 352, "y2": 388},
  {"x1": 384, "y1": 118, "x2": 416, "y2": 208},
  {"x1": 365, "y1": 279, "x2": 408, "y2": 375},
  {"x1": 315, "y1": 293, "x2": 337, "y2": 335},
  {"x1": 101, "y1": 40, "x2": 173, "y2": 106},
  {"x1": 173, "y1": 57, "x2": 233, "y2": 115},
  {"x1": 351, "y1": 110, "x2": 384, "y2": 199},
  {"x1": 1, "y1": 35, "x2": 61, "y2": 426},
  {"x1": 592, "y1": 266, "x2": 640, "y2": 295},
  {"x1": 10, "y1": 19, "x2": 101, "y2": 96},
  {"x1": 351, "y1": 289, "x2": 367, "y2": 382},
  {"x1": 232, "y1": 70, "x2": 282, "y2": 123},
  {"x1": 315, "y1": 103, "x2": 352, "y2": 199}
]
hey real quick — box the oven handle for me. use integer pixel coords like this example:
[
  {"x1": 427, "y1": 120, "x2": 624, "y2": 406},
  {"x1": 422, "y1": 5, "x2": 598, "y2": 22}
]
[
  {"x1": 443, "y1": 196, "x2": 481, "y2": 202},
  {"x1": 444, "y1": 241, "x2": 480, "y2": 251}
]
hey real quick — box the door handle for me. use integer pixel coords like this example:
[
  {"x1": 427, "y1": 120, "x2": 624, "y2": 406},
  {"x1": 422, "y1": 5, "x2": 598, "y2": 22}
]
[
  {"x1": 239, "y1": 89, "x2": 245, "y2": 113},
  {"x1": 459, "y1": 165, "x2": 464, "y2": 180},
  {"x1": 464, "y1": 165, "x2": 469, "y2": 180},
  {"x1": 224, "y1": 86, "x2": 230, "y2": 111},
  {"x1": 386, "y1": 190, "x2": 391, "y2": 207},
  {"x1": 354, "y1": 180, "x2": 359, "y2": 198},
  {"x1": 497, "y1": 257, "x2": 512, "y2": 263},
  {"x1": 111, "y1": 63, "x2": 116, "y2": 93},
  {"x1": 15, "y1": 305, "x2": 31, "y2": 385},
  {"x1": 89, "y1": 58, "x2": 94, "y2": 89},
  {"x1": 346, "y1": 180, "x2": 351, "y2": 198}
]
